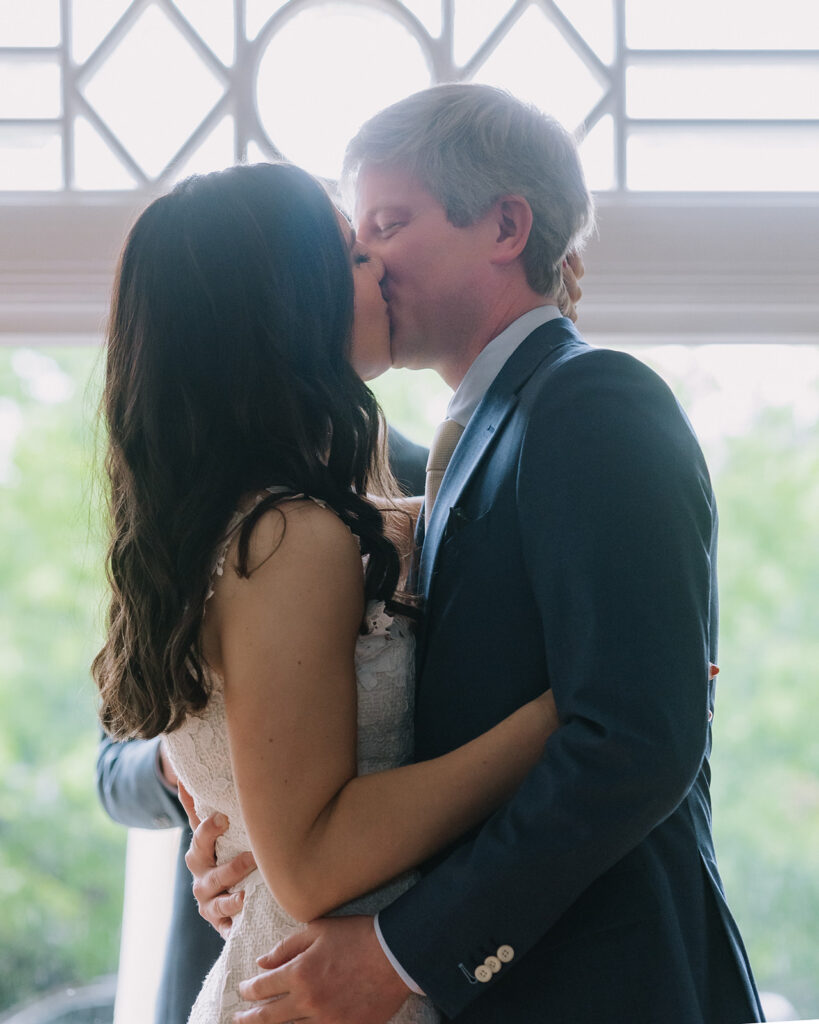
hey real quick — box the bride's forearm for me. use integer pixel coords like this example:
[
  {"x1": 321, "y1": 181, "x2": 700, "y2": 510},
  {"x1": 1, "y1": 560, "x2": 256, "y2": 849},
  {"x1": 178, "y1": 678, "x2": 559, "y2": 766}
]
[
  {"x1": 216, "y1": 503, "x2": 555, "y2": 924},
  {"x1": 263, "y1": 692, "x2": 557, "y2": 922}
]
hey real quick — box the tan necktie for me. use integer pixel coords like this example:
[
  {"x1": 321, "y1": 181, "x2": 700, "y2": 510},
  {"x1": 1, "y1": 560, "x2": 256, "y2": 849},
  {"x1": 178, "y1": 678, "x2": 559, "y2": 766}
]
[{"x1": 425, "y1": 418, "x2": 465, "y2": 515}]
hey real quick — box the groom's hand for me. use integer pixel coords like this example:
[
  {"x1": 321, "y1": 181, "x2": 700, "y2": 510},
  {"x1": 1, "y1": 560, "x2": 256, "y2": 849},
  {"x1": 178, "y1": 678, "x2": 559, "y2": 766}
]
[
  {"x1": 180, "y1": 786, "x2": 256, "y2": 940},
  {"x1": 235, "y1": 915, "x2": 411, "y2": 1024}
]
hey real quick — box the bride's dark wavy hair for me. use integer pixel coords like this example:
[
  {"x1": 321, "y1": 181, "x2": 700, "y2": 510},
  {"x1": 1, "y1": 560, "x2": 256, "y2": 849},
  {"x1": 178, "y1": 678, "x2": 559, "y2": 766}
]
[{"x1": 94, "y1": 162, "x2": 402, "y2": 740}]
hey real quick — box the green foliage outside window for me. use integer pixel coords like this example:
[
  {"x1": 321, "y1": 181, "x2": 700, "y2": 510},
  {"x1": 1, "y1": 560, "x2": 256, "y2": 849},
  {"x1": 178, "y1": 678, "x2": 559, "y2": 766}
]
[
  {"x1": 708, "y1": 405, "x2": 819, "y2": 1015},
  {"x1": 0, "y1": 347, "x2": 817, "y2": 1016},
  {"x1": 0, "y1": 348, "x2": 123, "y2": 1010}
]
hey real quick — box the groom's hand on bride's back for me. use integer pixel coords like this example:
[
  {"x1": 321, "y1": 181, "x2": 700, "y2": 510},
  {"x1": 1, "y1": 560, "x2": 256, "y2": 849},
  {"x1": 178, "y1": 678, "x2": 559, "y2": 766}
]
[
  {"x1": 179, "y1": 784, "x2": 257, "y2": 940},
  {"x1": 235, "y1": 916, "x2": 410, "y2": 1024}
]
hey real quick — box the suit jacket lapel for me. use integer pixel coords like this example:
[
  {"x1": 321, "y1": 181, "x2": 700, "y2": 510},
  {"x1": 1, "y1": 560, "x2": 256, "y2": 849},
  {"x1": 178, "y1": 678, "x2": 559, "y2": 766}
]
[{"x1": 418, "y1": 318, "x2": 581, "y2": 599}]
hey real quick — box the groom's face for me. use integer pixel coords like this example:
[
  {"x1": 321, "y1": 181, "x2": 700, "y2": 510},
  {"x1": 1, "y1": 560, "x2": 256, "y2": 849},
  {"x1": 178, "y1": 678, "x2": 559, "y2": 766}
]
[{"x1": 354, "y1": 164, "x2": 493, "y2": 375}]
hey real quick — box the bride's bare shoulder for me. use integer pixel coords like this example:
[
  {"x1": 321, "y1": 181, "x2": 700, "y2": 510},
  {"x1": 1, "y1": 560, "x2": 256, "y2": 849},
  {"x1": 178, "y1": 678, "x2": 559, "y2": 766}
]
[
  {"x1": 209, "y1": 499, "x2": 362, "y2": 616},
  {"x1": 203, "y1": 498, "x2": 363, "y2": 675},
  {"x1": 249, "y1": 498, "x2": 358, "y2": 570}
]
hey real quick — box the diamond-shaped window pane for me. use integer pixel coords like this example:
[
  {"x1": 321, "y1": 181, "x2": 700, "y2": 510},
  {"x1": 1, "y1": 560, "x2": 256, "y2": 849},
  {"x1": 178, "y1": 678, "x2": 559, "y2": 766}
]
[
  {"x1": 579, "y1": 113, "x2": 614, "y2": 192},
  {"x1": 2, "y1": 0, "x2": 60, "y2": 46},
  {"x1": 256, "y1": 5, "x2": 430, "y2": 181},
  {"x1": 82, "y1": 4, "x2": 225, "y2": 180},
  {"x1": 172, "y1": 0, "x2": 235, "y2": 65},
  {"x1": 170, "y1": 115, "x2": 235, "y2": 184},
  {"x1": 74, "y1": 116, "x2": 138, "y2": 190},
  {"x1": 453, "y1": 0, "x2": 514, "y2": 67},
  {"x1": 72, "y1": 0, "x2": 132, "y2": 64},
  {"x1": 0, "y1": 60, "x2": 61, "y2": 119},
  {"x1": 553, "y1": 0, "x2": 615, "y2": 66},
  {"x1": 0, "y1": 127, "x2": 62, "y2": 190},
  {"x1": 471, "y1": 7, "x2": 605, "y2": 132}
]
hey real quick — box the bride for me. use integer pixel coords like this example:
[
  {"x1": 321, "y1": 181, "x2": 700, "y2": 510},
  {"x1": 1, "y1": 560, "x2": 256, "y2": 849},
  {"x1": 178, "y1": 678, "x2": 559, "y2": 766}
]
[{"x1": 93, "y1": 161, "x2": 559, "y2": 1023}]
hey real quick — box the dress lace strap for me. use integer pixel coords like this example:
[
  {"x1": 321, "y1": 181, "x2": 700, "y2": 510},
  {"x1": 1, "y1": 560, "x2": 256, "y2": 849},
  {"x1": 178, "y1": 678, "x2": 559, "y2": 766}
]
[{"x1": 205, "y1": 486, "x2": 330, "y2": 605}]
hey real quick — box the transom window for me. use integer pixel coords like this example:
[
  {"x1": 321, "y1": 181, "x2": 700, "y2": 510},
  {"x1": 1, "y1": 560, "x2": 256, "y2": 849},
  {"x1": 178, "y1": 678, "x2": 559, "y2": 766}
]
[{"x1": 1, "y1": 0, "x2": 818, "y2": 192}]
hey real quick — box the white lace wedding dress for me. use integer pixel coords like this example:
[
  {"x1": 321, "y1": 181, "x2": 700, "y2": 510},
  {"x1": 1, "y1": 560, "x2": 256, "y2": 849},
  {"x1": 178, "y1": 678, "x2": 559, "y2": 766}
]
[{"x1": 164, "y1": 497, "x2": 439, "y2": 1024}]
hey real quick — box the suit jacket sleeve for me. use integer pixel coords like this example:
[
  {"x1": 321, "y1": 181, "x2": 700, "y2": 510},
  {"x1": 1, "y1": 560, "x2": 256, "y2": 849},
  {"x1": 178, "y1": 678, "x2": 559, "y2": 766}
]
[
  {"x1": 97, "y1": 733, "x2": 187, "y2": 830},
  {"x1": 378, "y1": 350, "x2": 717, "y2": 1016}
]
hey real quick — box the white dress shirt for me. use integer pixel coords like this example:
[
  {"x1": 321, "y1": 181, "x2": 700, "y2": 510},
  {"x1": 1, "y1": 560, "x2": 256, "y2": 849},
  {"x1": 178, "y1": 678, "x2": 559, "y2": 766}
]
[
  {"x1": 374, "y1": 304, "x2": 563, "y2": 995},
  {"x1": 446, "y1": 305, "x2": 563, "y2": 426}
]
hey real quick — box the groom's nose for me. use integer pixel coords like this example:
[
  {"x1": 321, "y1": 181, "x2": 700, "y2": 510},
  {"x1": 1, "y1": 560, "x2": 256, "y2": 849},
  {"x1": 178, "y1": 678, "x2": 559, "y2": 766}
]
[
  {"x1": 369, "y1": 251, "x2": 386, "y2": 282},
  {"x1": 366, "y1": 252, "x2": 389, "y2": 299}
]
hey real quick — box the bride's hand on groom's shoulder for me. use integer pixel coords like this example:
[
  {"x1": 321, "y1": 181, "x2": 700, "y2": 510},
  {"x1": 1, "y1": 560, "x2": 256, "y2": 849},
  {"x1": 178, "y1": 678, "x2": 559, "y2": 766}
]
[{"x1": 180, "y1": 785, "x2": 257, "y2": 940}]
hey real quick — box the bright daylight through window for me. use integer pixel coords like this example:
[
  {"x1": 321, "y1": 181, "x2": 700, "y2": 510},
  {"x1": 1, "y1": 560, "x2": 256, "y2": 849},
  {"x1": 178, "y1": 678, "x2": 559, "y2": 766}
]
[{"x1": 0, "y1": 2, "x2": 817, "y2": 1022}]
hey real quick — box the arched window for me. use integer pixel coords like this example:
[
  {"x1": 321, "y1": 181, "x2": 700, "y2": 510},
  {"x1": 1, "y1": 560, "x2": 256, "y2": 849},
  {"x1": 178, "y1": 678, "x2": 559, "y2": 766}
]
[{"x1": 2, "y1": 0, "x2": 816, "y2": 343}]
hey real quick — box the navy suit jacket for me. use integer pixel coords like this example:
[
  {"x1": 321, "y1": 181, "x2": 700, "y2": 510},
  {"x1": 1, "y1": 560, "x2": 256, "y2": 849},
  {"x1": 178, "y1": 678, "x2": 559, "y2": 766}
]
[
  {"x1": 379, "y1": 321, "x2": 763, "y2": 1023},
  {"x1": 387, "y1": 424, "x2": 428, "y2": 496}
]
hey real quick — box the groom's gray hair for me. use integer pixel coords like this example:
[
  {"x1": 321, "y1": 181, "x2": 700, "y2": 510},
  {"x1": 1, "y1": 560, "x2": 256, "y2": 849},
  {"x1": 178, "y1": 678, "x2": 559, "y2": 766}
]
[{"x1": 342, "y1": 83, "x2": 594, "y2": 299}]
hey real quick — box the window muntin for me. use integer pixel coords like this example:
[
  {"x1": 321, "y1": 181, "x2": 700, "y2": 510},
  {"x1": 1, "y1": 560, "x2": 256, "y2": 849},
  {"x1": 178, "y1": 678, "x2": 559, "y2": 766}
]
[{"x1": 0, "y1": 0, "x2": 817, "y2": 192}]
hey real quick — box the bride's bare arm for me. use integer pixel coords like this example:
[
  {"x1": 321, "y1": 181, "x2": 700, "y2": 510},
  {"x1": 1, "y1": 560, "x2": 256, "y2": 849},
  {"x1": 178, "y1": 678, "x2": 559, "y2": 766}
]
[{"x1": 206, "y1": 501, "x2": 557, "y2": 923}]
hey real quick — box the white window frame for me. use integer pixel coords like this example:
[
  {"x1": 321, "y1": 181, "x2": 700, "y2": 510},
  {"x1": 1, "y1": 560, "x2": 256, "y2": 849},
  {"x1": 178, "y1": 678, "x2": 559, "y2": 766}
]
[{"x1": 1, "y1": 0, "x2": 817, "y2": 347}]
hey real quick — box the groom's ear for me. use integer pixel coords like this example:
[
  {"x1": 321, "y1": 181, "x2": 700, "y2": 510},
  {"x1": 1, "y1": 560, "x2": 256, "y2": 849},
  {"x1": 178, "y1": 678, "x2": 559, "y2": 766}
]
[{"x1": 488, "y1": 195, "x2": 533, "y2": 266}]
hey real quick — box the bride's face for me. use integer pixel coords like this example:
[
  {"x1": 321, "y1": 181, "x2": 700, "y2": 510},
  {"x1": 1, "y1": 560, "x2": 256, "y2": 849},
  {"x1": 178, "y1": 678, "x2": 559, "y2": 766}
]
[{"x1": 336, "y1": 210, "x2": 391, "y2": 381}]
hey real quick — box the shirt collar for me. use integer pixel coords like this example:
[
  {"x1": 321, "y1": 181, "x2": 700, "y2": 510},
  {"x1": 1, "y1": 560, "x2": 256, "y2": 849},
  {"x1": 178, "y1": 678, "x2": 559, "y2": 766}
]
[{"x1": 446, "y1": 306, "x2": 563, "y2": 427}]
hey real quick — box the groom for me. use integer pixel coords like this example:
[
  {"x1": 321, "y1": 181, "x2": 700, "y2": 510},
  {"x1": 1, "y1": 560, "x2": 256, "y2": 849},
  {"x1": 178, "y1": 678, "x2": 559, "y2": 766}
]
[{"x1": 189, "y1": 84, "x2": 763, "y2": 1023}]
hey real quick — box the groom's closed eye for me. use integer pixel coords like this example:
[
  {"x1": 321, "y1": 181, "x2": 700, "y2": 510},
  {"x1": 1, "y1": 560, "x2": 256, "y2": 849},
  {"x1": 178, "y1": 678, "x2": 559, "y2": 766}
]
[
  {"x1": 374, "y1": 221, "x2": 405, "y2": 238},
  {"x1": 370, "y1": 205, "x2": 411, "y2": 234}
]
